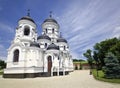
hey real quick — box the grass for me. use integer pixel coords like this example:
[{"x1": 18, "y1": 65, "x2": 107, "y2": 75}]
[
  {"x1": 0, "y1": 69, "x2": 3, "y2": 75},
  {"x1": 92, "y1": 69, "x2": 120, "y2": 84},
  {"x1": 73, "y1": 61, "x2": 88, "y2": 64}
]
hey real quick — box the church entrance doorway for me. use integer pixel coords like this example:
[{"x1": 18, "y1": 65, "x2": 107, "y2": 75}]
[{"x1": 47, "y1": 56, "x2": 52, "y2": 76}]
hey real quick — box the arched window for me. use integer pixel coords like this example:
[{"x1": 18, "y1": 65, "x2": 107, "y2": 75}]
[
  {"x1": 45, "y1": 43, "x2": 47, "y2": 48},
  {"x1": 52, "y1": 28, "x2": 54, "y2": 33},
  {"x1": 64, "y1": 46, "x2": 66, "y2": 50},
  {"x1": 46, "y1": 29, "x2": 47, "y2": 33},
  {"x1": 13, "y1": 49, "x2": 19, "y2": 62},
  {"x1": 24, "y1": 26, "x2": 30, "y2": 35}
]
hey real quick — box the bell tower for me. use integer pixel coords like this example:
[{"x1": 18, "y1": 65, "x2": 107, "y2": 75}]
[
  {"x1": 14, "y1": 10, "x2": 37, "y2": 45},
  {"x1": 41, "y1": 12, "x2": 59, "y2": 42}
]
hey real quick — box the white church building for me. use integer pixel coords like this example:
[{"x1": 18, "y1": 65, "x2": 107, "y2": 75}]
[{"x1": 3, "y1": 12, "x2": 73, "y2": 78}]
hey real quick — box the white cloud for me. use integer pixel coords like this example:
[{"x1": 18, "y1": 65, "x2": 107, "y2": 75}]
[
  {"x1": 113, "y1": 26, "x2": 120, "y2": 38},
  {"x1": 0, "y1": 44, "x2": 7, "y2": 60},
  {"x1": 0, "y1": 56, "x2": 6, "y2": 61},
  {"x1": 56, "y1": 0, "x2": 120, "y2": 59},
  {"x1": 0, "y1": 22, "x2": 14, "y2": 33}
]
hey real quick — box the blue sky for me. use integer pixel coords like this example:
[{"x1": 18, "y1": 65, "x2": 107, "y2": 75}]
[{"x1": 0, "y1": 0, "x2": 120, "y2": 60}]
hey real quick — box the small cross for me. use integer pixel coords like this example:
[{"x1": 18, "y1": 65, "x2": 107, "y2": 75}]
[
  {"x1": 49, "y1": 11, "x2": 52, "y2": 18},
  {"x1": 27, "y1": 9, "x2": 30, "y2": 16}
]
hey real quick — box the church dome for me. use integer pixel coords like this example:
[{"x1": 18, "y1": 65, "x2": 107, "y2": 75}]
[
  {"x1": 43, "y1": 12, "x2": 58, "y2": 24},
  {"x1": 19, "y1": 16, "x2": 35, "y2": 23},
  {"x1": 30, "y1": 42, "x2": 40, "y2": 48},
  {"x1": 43, "y1": 18, "x2": 58, "y2": 24},
  {"x1": 57, "y1": 38, "x2": 67, "y2": 43},
  {"x1": 47, "y1": 43, "x2": 59, "y2": 50},
  {"x1": 37, "y1": 34, "x2": 51, "y2": 41}
]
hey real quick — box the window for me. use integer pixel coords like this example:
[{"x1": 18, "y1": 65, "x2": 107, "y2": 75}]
[
  {"x1": 46, "y1": 29, "x2": 47, "y2": 33},
  {"x1": 52, "y1": 28, "x2": 54, "y2": 33},
  {"x1": 64, "y1": 46, "x2": 66, "y2": 50},
  {"x1": 58, "y1": 57, "x2": 59, "y2": 60},
  {"x1": 24, "y1": 26, "x2": 30, "y2": 35},
  {"x1": 45, "y1": 43, "x2": 47, "y2": 48},
  {"x1": 13, "y1": 49, "x2": 19, "y2": 62}
]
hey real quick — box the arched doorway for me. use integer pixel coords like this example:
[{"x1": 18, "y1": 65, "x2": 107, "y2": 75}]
[{"x1": 47, "y1": 56, "x2": 52, "y2": 75}]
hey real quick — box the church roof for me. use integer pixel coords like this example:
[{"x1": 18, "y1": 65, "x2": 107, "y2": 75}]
[
  {"x1": 20, "y1": 16, "x2": 35, "y2": 23},
  {"x1": 37, "y1": 34, "x2": 51, "y2": 41},
  {"x1": 47, "y1": 43, "x2": 59, "y2": 50},
  {"x1": 43, "y1": 12, "x2": 58, "y2": 24},
  {"x1": 43, "y1": 18, "x2": 58, "y2": 24},
  {"x1": 57, "y1": 38, "x2": 67, "y2": 43},
  {"x1": 30, "y1": 42, "x2": 40, "y2": 48}
]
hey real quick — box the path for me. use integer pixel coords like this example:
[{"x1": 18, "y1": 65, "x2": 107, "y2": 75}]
[{"x1": 0, "y1": 70, "x2": 120, "y2": 88}]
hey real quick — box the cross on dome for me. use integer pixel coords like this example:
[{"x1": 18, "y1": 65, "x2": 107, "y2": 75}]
[
  {"x1": 49, "y1": 11, "x2": 52, "y2": 18},
  {"x1": 27, "y1": 9, "x2": 30, "y2": 16}
]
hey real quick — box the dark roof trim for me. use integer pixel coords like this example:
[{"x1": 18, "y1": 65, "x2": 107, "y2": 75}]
[
  {"x1": 57, "y1": 38, "x2": 67, "y2": 43},
  {"x1": 47, "y1": 43, "x2": 59, "y2": 50},
  {"x1": 30, "y1": 42, "x2": 40, "y2": 48},
  {"x1": 20, "y1": 16, "x2": 35, "y2": 23},
  {"x1": 43, "y1": 18, "x2": 58, "y2": 24},
  {"x1": 37, "y1": 34, "x2": 51, "y2": 41}
]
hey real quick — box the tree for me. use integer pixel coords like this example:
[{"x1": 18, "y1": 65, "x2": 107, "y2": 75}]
[
  {"x1": 79, "y1": 59, "x2": 85, "y2": 62},
  {"x1": 73, "y1": 59, "x2": 85, "y2": 62},
  {"x1": 83, "y1": 49, "x2": 94, "y2": 69},
  {"x1": 0, "y1": 60, "x2": 6, "y2": 69},
  {"x1": 93, "y1": 37, "x2": 120, "y2": 68},
  {"x1": 73, "y1": 59, "x2": 79, "y2": 62},
  {"x1": 110, "y1": 41, "x2": 120, "y2": 63},
  {"x1": 102, "y1": 52, "x2": 120, "y2": 79},
  {"x1": 93, "y1": 51, "x2": 100, "y2": 70}
]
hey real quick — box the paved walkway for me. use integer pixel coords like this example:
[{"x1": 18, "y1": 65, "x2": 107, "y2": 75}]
[{"x1": 0, "y1": 70, "x2": 120, "y2": 88}]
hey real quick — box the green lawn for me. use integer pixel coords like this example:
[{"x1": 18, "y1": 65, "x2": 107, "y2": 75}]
[
  {"x1": 92, "y1": 69, "x2": 120, "y2": 83},
  {"x1": 0, "y1": 69, "x2": 3, "y2": 75}
]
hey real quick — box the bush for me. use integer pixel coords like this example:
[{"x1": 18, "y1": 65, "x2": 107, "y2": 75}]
[{"x1": 92, "y1": 69, "x2": 120, "y2": 83}]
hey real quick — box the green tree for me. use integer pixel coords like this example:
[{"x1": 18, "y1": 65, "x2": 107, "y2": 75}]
[
  {"x1": 73, "y1": 59, "x2": 85, "y2": 62},
  {"x1": 73, "y1": 59, "x2": 79, "y2": 62},
  {"x1": 93, "y1": 37, "x2": 120, "y2": 68},
  {"x1": 110, "y1": 41, "x2": 120, "y2": 63},
  {"x1": 0, "y1": 60, "x2": 6, "y2": 69},
  {"x1": 102, "y1": 52, "x2": 120, "y2": 79},
  {"x1": 83, "y1": 49, "x2": 94, "y2": 69},
  {"x1": 93, "y1": 51, "x2": 100, "y2": 70}
]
